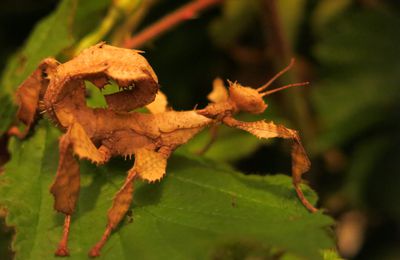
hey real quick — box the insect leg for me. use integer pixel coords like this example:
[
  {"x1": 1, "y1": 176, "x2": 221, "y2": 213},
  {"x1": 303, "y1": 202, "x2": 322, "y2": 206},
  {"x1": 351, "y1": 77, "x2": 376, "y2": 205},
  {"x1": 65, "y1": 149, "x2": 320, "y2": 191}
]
[
  {"x1": 55, "y1": 215, "x2": 72, "y2": 256},
  {"x1": 50, "y1": 133, "x2": 80, "y2": 256},
  {"x1": 88, "y1": 147, "x2": 171, "y2": 257},
  {"x1": 89, "y1": 169, "x2": 137, "y2": 257},
  {"x1": 68, "y1": 121, "x2": 111, "y2": 165},
  {"x1": 222, "y1": 116, "x2": 317, "y2": 213}
]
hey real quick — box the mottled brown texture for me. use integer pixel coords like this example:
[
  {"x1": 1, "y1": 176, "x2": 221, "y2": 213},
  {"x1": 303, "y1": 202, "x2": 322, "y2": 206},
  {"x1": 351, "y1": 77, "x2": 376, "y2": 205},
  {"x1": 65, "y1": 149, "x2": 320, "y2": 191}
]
[
  {"x1": 12, "y1": 58, "x2": 59, "y2": 137},
  {"x1": 11, "y1": 44, "x2": 315, "y2": 257},
  {"x1": 50, "y1": 133, "x2": 80, "y2": 215}
]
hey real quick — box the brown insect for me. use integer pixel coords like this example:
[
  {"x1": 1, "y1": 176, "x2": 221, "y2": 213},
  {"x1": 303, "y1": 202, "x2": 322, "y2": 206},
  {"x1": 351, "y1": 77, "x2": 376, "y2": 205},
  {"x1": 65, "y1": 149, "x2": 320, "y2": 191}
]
[{"x1": 10, "y1": 43, "x2": 316, "y2": 257}]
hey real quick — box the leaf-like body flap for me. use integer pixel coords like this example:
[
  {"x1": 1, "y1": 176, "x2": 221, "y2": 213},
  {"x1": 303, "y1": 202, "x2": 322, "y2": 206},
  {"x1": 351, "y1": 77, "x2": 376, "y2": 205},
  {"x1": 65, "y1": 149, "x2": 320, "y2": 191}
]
[
  {"x1": 15, "y1": 59, "x2": 59, "y2": 128},
  {"x1": 146, "y1": 91, "x2": 169, "y2": 114},
  {"x1": 135, "y1": 148, "x2": 168, "y2": 182},
  {"x1": 208, "y1": 78, "x2": 228, "y2": 103},
  {"x1": 50, "y1": 134, "x2": 80, "y2": 215},
  {"x1": 47, "y1": 43, "x2": 159, "y2": 112},
  {"x1": 104, "y1": 75, "x2": 158, "y2": 111}
]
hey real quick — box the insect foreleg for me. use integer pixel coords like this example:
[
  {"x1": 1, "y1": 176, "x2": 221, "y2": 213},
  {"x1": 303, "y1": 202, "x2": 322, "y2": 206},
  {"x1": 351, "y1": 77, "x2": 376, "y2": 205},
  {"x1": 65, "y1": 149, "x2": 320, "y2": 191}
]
[
  {"x1": 222, "y1": 116, "x2": 317, "y2": 213},
  {"x1": 51, "y1": 122, "x2": 112, "y2": 256}
]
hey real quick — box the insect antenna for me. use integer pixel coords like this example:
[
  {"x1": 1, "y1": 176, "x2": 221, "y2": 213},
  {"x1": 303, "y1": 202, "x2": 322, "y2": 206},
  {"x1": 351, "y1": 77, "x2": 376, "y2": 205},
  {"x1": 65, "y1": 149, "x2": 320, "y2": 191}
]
[
  {"x1": 261, "y1": 82, "x2": 309, "y2": 97},
  {"x1": 257, "y1": 58, "x2": 295, "y2": 92}
]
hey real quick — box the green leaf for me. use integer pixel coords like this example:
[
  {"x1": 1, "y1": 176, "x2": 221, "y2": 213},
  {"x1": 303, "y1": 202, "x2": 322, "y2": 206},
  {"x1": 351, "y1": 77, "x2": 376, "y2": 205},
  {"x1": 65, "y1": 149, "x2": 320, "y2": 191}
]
[
  {"x1": 180, "y1": 124, "x2": 268, "y2": 162},
  {"x1": 0, "y1": 122, "x2": 334, "y2": 259},
  {"x1": 0, "y1": 95, "x2": 16, "y2": 135},
  {"x1": 322, "y1": 249, "x2": 343, "y2": 260}
]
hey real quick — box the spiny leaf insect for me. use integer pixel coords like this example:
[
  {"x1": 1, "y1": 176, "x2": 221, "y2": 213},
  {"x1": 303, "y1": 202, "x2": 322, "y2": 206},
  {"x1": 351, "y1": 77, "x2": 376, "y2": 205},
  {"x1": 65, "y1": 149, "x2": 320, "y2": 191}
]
[{"x1": 9, "y1": 43, "x2": 316, "y2": 257}]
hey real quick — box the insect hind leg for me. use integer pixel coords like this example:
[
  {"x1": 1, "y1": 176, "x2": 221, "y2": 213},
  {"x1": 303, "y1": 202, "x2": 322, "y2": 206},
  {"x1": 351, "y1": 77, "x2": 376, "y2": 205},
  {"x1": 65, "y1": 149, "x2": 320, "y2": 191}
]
[
  {"x1": 89, "y1": 170, "x2": 137, "y2": 257},
  {"x1": 88, "y1": 147, "x2": 171, "y2": 257}
]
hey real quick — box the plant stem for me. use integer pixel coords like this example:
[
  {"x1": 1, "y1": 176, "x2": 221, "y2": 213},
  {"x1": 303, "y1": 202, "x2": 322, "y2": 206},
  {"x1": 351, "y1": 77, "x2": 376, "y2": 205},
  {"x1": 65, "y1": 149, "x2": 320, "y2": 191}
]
[
  {"x1": 263, "y1": 0, "x2": 315, "y2": 145},
  {"x1": 123, "y1": 0, "x2": 223, "y2": 49},
  {"x1": 263, "y1": 0, "x2": 290, "y2": 62}
]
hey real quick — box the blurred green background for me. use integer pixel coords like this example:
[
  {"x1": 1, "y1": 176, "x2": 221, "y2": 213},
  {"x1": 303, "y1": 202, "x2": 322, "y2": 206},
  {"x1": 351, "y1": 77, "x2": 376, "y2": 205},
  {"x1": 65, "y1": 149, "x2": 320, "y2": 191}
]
[{"x1": 0, "y1": 0, "x2": 399, "y2": 259}]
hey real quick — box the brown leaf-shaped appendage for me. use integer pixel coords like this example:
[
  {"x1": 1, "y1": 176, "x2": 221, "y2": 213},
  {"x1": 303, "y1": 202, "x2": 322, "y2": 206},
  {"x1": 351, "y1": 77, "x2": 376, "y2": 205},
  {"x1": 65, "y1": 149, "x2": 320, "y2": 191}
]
[
  {"x1": 83, "y1": 43, "x2": 158, "y2": 111},
  {"x1": 135, "y1": 148, "x2": 168, "y2": 182},
  {"x1": 208, "y1": 78, "x2": 228, "y2": 103},
  {"x1": 50, "y1": 134, "x2": 80, "y2": 215},
  {"x1": 146, "y1": 91, "x2": 169, "y2": 114},
  {"x1": 45, "y1": 43, "x2": 159, "y2": 113},
  {"x1": 15, "y1": 58, "x2": 59, "y2": 131}
]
